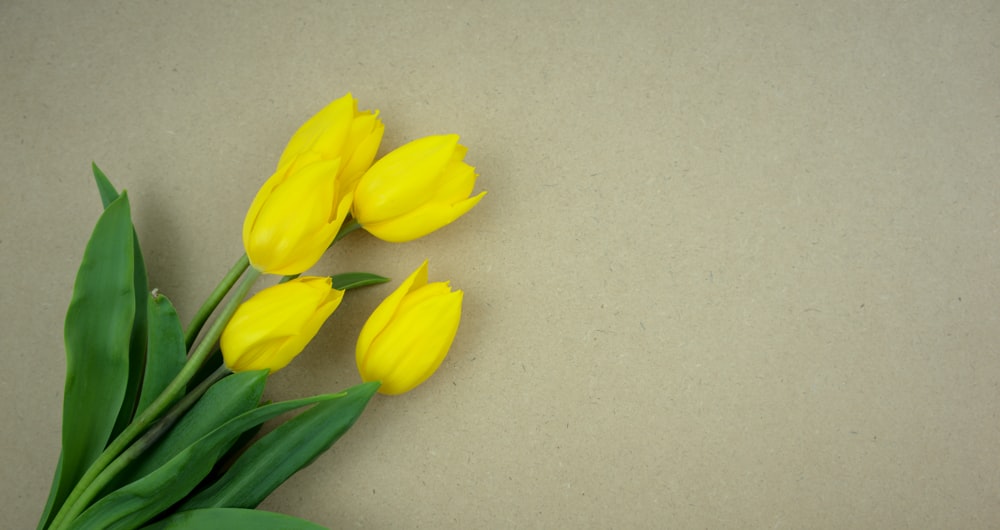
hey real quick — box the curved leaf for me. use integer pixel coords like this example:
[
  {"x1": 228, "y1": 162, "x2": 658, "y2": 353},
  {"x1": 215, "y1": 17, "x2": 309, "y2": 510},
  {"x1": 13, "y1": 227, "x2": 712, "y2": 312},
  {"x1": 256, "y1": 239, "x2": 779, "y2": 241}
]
[
  {"x1": 92, "y1": 163, "x2": 150, "y2": 441},
  {"x1": 71, "y1": 392, "x2": 346, "y2": 530},
  {"x1": 47, "y1": 192, "x2": 136, "y2": 526},
  {"x1": 108, "y1": 371, "x2": 268, "y2": 494},
  {"x1": 141, "y1": 508, "x2": 327, "y2": 529},
  {"x1": 110, "y1": 232, "x2": 148, "y2": 439},
  {"x1": 330, "y1": 272, "x2": 389, "y2": 290},
  {"x1": 135, "y1": 293, "x2": 188, "y2": 415},
  {"x1": 91, "y1": 162, "x2": 120, "y2": 208},
  {"x1": 180, "y1": 381, "x2": 379, "y2": 510},
  {"x1": 35, "y1": 454, "x2": 64, "y2": 530}
]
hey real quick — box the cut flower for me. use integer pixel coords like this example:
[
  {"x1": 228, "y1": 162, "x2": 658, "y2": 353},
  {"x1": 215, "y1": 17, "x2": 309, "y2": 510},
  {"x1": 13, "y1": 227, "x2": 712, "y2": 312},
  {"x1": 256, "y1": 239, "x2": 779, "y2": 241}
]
[
  {"x1": 243, "y1": 94, "x2": 383, "y2": 274},
  {"x1": 352, "y1": 134, "x2": 485, "y2": 242},
  {"x1": 356, "y1": 261, "x2": 463, "y2": 394},
  {"x1": 222, "y1": 276, "x2": 344, "y2": 373}
]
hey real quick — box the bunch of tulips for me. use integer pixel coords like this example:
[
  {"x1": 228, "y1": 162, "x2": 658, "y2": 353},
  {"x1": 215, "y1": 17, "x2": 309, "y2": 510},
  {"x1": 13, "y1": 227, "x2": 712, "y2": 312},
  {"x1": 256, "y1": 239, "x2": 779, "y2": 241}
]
[{"x1": 37, "y1": 93, "x2": 486, "y2": 530}]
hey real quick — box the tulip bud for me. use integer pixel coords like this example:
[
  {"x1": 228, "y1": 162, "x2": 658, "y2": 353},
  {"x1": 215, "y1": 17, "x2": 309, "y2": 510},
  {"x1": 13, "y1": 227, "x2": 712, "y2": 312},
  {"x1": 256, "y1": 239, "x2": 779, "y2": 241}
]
[
  {"x1": 222, "y1": 277, "x2": 344, "y2": 373},
  {"x1": 278, "y1": 93, "x2": 384, "y2": 186},
  {"x1": 243, "y1": 94, "x2": 384, "y2": 275},
  {"x1": 356, "y1": 261, "x2": 463, "y2": 395},
  {"x1": 352, "y1": 134, "x2": 486, "y2": 243}
]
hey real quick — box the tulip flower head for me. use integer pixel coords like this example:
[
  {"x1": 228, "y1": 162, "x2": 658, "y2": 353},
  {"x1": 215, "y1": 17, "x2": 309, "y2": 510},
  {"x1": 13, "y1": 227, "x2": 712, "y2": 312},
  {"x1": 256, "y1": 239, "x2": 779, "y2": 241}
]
[
  {"x1": 243, "y1": 94, "x2": 384, "y2": 275},
  {"x1": 356, "y1": 261, "x2": 463, "y2": 395},
  {"x1": 352, "y1": 134, "x2": 486, "y2": 243},
  {"x1": 222, "y1": 276, "x2": 344, "y2": 373},
  {"x1": 277, "y1": 93, "x2": 384, "y2": 186}
]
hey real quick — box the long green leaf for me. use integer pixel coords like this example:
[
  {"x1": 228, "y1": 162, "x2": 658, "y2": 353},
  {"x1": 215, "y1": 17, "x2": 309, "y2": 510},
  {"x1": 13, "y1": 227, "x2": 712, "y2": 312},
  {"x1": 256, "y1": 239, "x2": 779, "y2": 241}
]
[
  {"x1": 92, "y1": 163, "x2": 150, "y2": 441},
  {"x1": 141, "y1": 508, "x2": 327, "y2": 529},
  {"x1": 110, "y1": 233, "x2": 148, "y2": 439},
  {"x1": 329, "y1": 272, "x2": 389, "y2": 290},
  {"x1": 47, "y1": 193, "x2": 135, "y2": 527},
  {"x1": 71, "y1": 392, "x2": 346, "y2": 530},
  {"x1": 39, "y1": 167, "x2": 140, "y2": 529},
  {"x1": 35, "y1": 454, "x2": 64, "y2": 530},
  {"x1": 127, "y1": 370, "x2": 267, "y2": 481},
  {"x1": 180, "y1": 381, "x2": 379, "y2": 511},
  {"x1": 92, "y1": 162, "x2": 120, "y2": 208},
  {"x1": 104, "y1": 370, "x2": 267, "y2": 498},
  {"x1": 135, "y1": 293, "x2": 188, "y2": 415}
]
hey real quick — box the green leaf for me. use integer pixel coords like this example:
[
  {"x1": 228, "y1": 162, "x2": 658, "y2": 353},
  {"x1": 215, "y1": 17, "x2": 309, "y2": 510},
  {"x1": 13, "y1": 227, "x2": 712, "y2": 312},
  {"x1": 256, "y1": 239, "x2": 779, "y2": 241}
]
[
  {"x1": 141, "y1": 508, "x2": 327, "y2": 530},
  {"x1": 110, "y1": 233, "x2": 149, "y2": 439},
  {"x1": 203, "y1": 421, "x2": 263, "y2": 484},
  {"x1": 70, "y1": 392, "x2": 346, "y2": 530},
  {"x1": 102, "y1": 370, "x2": 268, "y2": 502},
  {"x1": 330, "y1": 271, "x2": 390, "y2": 290},
  {"x1": 124, "y1": 371, "x2": 267, "y2": 483},
  {"x1": 92, "y1": 163, "x2": 151, "y2": 442},
  {"x1": 39, "y1": 167, "x2": 144, "y2": 529},
  {"x1": 135, "y1": 293, "x2": 188, "y2": 415},
  {"x1": 179, "y1": 381, "x2": 380, "y2": 511},
  {"x1": 35, "y1": 453, "x2": 65, "y2": 530},
  {"x1": 48, "y1": 193, "x2": 136, "y2": 526},
  {"x1": 92, "y1": 162, "x2": 120, "y2": 209}
]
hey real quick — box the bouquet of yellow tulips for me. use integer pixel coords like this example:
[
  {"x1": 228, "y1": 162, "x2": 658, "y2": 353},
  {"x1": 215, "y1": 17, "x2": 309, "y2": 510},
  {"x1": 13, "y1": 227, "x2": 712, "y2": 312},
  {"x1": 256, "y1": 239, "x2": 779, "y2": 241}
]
[{"x1": 36, "y1": 94, "x2": 486, "y2": 530}]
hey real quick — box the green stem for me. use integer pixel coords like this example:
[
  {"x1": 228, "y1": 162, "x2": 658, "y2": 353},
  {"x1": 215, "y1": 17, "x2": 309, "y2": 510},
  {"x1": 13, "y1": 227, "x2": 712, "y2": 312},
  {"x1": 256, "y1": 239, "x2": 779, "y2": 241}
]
[
  {"x1": 185, "y1": 254, "x2": 250, "y2": 350},
  {"x1": 48, "y1": 267, "x2": 262, "y2": 530}
]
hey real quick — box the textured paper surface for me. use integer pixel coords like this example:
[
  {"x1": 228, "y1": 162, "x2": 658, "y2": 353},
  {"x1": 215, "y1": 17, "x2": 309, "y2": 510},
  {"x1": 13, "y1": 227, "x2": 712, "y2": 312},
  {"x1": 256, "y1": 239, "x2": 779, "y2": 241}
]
[{"x1": 2, "y1": 1, "x2": 998, "y2": 528}]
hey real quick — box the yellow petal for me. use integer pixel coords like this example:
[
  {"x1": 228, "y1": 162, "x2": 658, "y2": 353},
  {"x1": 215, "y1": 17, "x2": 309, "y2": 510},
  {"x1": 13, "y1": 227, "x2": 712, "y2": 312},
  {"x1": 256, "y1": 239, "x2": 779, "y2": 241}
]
[
  {"x1": 431, "y1": 161, "x2": 477, "y2": 203},
  {"x1": 339, "y1": 113, "x2": 384, "y2": 185},
  {"x1": 242, "y1": 166, "x2": 286, "y2": 252},
  {"x1": 224, "y1": 336, "x2": 289, "y2": 372},
  {"x1": 361, "y1": 191, "x2": 486, "y2": 243},
  {"x1": 364, "y1": 291, "x2": 463, "y2": 395},
  {"x1": 394, "y1": 282, "x2": 453, "y2": 315},
  {"x1": 355, "y1": 260, "x2": 428, "y2": 362},
  {"x1": 222, "y1": 277, "x2": 343, "y2": 373},
  {"x1": 353, "y1": 135, "x2": 460, "y2": 223},
  {"x1": 244, "y1": 159, "x2": 342, "y2": 274},
  {"x1": 278, "y1": 94, "x2": 356, "y2": 168}
]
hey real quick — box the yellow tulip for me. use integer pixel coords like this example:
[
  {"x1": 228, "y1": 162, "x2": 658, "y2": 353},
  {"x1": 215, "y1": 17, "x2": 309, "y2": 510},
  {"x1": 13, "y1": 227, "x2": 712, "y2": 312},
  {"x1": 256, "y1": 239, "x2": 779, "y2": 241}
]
[
  {"x1": 356, "y1": 261, "x2": 463, "y2": 395},
  {"x1": 278, "y1": 93, "x2": 384, "y2": 186},
  {"x1": 243, "y1": 94, "x2": 384, "y2": 275},
  {"x1": 222, "y1": 277, "x2": 344, "y2": 373},
  {"x1": 352, "y1": 134, "x2": 486, "y2": 243}
]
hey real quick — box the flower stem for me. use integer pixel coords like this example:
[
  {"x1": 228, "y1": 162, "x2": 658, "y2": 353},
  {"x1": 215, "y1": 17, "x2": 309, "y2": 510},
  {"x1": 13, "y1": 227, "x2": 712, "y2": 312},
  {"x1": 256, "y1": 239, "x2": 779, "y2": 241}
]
[
  {"x1": 185, "y1": 254, "x2": 250, "y2": 350},
  {"x1": 47, "y1": 267, "x2": 262, "y2": 530}
]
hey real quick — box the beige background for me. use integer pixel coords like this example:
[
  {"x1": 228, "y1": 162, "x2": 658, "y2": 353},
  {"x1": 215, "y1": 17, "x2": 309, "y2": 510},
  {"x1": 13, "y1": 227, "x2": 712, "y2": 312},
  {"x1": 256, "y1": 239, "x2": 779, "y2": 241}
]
[{"x1": 3, "y1": 1, "x2": 999, "y2": 528}]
